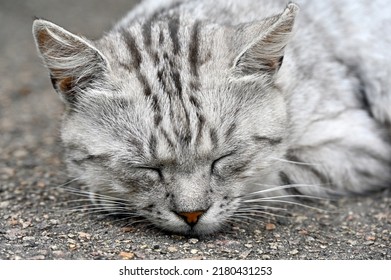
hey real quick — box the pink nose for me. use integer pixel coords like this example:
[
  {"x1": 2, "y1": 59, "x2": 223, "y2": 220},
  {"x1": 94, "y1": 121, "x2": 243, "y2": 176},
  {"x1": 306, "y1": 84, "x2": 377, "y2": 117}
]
[{"x1": 177, "y1": 211, "x2": 205, "y2": 226}]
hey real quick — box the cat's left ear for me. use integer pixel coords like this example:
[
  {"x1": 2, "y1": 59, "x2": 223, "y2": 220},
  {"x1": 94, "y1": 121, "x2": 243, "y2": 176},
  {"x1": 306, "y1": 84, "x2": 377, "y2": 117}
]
[
  {"x1": 233, "y1": 3, "x2": 299, "y2": 77},
  {"x1": 33, "y1": 19, "x2": 109, "y2": 106}
]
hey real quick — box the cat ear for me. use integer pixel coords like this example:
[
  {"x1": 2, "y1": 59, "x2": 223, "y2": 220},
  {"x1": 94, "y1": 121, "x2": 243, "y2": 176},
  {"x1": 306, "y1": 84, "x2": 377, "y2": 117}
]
[
  {"x1": 32, "y1": 19, "x2": 108, "y2": 105},
  {"x1": 233, "y1": 3, "x2": 299, "y2": 77}
]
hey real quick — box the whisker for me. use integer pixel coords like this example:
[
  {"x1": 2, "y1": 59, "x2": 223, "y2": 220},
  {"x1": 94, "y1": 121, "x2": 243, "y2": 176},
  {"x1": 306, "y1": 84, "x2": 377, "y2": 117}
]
[
  {"x1": 230, "y1": 214, "x2": 270, "y2": 223},
  {"x1": 245, "y1": 183, "x2": 332, "y2": 196},
  {"x1": 270, "y1": 157, "x2": 322, "y2": 166},
  {"x1": 235, "y1": 209, "x2": 287, "y2": 219},
  {"x1": 53, "y1": 179, "x2": 151, "y2": 231},
  {"x1": 61, "y1": 195, "x2": 135, "y2": 209},
  {"x1": 248, "y1": 199, "x2": 329, "y2": 212},
  {"x1": 65, "y1": 205, "x2": 126, "y2": 211},
  {"x1": 234, "y1": 211, "x2": 286, "y2": 220},
  {"x1": 119, "y1": 218, "x2": 149, "y2": 227},
  {"x1": 243, "y1": 193, "x2": 328, "y2": 203},
  {"x1": 52, "y1": 177, "x2": 81, "y2": 189},
  {"x1": 226, "y1": 217, "x2": 251, "y2": 225},
  {"x1": 82, "y1": 210, "x2": 127, "y2": 216},
  {"x1": 239, "y1": 205, "x2": 288, "y2": 212},
  {"x1": 60, "y1": 186, "x2": 132, "y2": 204}
]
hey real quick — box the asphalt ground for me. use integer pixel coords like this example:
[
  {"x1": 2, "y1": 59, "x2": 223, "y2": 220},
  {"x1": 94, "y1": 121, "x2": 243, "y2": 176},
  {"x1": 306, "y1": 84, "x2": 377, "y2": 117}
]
[{"x1": 0, "y1": 0, "x2": 390, "y2": 260}]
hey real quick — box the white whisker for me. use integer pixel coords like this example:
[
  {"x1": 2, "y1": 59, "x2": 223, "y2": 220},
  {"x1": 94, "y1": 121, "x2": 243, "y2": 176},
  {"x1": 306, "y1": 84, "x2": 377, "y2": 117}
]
[
  {"x1": 270, "y1": 157, "x2": 322, "y2": 166},
  {"x1": 60, "y1": 186, "x2": 132, "y2": 203},
  {"x1": 52, "y1": 177, "x2": 81, "y2": 189},
  {"x1": 246, "y1": 183, "x2": 332, "y2": 196},
  {"x1": 230, "y1": 214, "x2": 269, "y2": 223},
  {"x1": 235, "y1": 209, "x2": 287, "y2": 219},
  {"x1": 244, "y1": 193, "x2": 327, "y2": 203},
  {"x1": 249, "y1": 199, "x2": 328, "y2": 212},
  {"x1": 239, "y1": 205, "x2": 288, "y2": 212}
]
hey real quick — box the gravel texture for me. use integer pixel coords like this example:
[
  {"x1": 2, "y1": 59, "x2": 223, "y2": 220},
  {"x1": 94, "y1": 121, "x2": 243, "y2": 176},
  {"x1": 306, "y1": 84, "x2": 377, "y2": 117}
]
[{"x1": 0, "y1": 0, "x2": 390, "y2": 260}]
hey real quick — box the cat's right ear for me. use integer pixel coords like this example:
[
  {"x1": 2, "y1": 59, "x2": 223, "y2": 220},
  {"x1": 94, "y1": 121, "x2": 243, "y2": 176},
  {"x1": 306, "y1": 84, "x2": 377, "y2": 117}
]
[
  {"x1": 233, "y1": 3, "x2": 299, "y2": 79},
  {"x1": 32, "y1": 19, "x2": 108, "y2": 106}
]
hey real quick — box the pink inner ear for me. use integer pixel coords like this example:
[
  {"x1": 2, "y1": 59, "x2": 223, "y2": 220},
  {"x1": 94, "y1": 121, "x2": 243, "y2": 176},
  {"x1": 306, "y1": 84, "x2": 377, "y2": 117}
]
[
  {"x1": 58, "y1": 76, "x2": 74, "y2": 92},
  {"x1": 36, "y1": 28, "x2": 50, "y2": 49},
  {"x1": 35, "y1": 29, "x2": 71, "y2": 92},
  {"x1": 33, "y1": 20, "x2": 108, "y2": 105}
]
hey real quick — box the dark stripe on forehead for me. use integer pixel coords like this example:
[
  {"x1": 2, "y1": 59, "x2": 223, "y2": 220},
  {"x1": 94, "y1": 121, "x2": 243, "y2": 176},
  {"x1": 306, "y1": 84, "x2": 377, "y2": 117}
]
[
  {"x1": 168, "y1": 16, "x2": 180, "y2": 55},
  {"x1": 190, "y1": 80, "x2": 201, "y2": 91},
  {"x1": 142, "y1": 19, "x2": 153, "y2": 48},
  {"x1": 122, "y1": 30, "x2": 142, "y2": 69},
  {"x1": 189, "y1": 95, "x2": 205, "y2": 145},
  {"x1": 209, "y1": 127, "x2": 219, "y2": 148},
  {"x1": 189, "y1": 95, "x2": 200, "y2": 109},
  {"x1": 120, "y1": 30, "x2": 152, "y2": 96},
  {"x1": 115, "y1": 96, "x2": 133, "y2": 109},
  {"x1": 157, "y1": 69, "x2": 166, "y2": 90},
  {"x1": 119, "y1": 61, "x2": 152, "y2": 97},
  {"x1": 153, "y1": 52, "x2": 160, "y2": 65},
  {"x1": 159, "y1": 29, "x2": 164, "y2": 46},
  {"x1": 171, "y1": 70, "x2": 182, "y2": 96},
  {"x1": 154, "y1": 115, "x2": 163, "y2": 127},
  {"x1": 154, "y1": 114, "x2": 162, "y2": 127},
  {"x1": 171, "y1": 70, "x2": 189, "y2": 124},
  {"x1": 160, "y1": 127, "x2": 176, "y2": 151},
  {"x1": 127, "y1": 137, "x2": 144, "y2": 155},
  {"x1": 172, "y1": 70, "x2": 192, "y2": 143},
  {"x1": 137, "y1": 72, "x2": 152, "y2": 97},
  {"x1": 195, "y1": 113, "x2": 205, "y2": 145},
  {"x1": 151, "y1": 95, "x2": 162, "y2": 126},
  {"x1": 188, "y1": 21, "x2": 201, "y2": 77},
  {"x1": 225, "y1": 123, "x2": 237, "y2": 138},
  {"x1": 149, "y1": 134, "x2": 157, "y2": 158}
]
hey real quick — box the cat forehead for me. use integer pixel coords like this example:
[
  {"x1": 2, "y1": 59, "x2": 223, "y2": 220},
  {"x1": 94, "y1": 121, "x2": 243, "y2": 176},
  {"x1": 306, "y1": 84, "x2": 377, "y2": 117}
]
[
  {"x1": 123, "y1": 16, "x2": 222, "y2": 55},
  {"x1": 99, "y1": 16, "x2": 231, "y2": 81},
  {"x1": 94, "y1": 17, "x2": 238, "y2": 129}
]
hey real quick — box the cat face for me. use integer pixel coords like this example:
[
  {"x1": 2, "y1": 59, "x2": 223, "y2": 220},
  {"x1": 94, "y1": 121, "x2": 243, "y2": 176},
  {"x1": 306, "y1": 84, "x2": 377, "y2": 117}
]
[
  {"x1": 62, "y1": 77, "x2": 288, "y2": 235},
  {"x1": 33, "y1": 4, "x2": 297, "y2": 235},
  {"x1": 61, "y1": 80, "x2": 288, "y2": 235}
]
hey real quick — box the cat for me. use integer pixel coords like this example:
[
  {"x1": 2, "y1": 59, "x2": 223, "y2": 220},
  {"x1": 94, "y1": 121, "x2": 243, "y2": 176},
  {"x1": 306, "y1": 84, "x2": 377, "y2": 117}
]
[{"x1": 32, "y1": 0, "x2": 391, "y2": 236}]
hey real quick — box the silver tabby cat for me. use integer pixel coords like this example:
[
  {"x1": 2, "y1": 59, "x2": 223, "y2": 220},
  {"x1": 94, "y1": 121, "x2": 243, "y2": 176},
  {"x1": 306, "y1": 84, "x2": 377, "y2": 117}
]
[{"x1": 33, "y1": 0, "x2": 391, "y2": 236}]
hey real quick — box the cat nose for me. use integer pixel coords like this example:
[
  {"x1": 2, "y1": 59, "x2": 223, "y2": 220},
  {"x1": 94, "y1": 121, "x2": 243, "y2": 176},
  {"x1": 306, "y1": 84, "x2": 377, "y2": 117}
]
[{"x1": 176, "y1": 210, "x2": 205, "y2": 227}]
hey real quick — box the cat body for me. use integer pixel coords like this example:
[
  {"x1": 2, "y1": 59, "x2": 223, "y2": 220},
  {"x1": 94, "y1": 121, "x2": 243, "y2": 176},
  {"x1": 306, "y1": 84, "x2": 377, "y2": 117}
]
[{"x1": 33, "y1": 0, "x2": 391, "y2": 235}]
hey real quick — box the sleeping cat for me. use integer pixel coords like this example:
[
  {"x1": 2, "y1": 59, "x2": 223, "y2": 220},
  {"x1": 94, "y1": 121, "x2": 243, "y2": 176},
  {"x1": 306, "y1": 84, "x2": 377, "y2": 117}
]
[{"x1": 32, "y1": 0, "x2": 391, "y2": 236}]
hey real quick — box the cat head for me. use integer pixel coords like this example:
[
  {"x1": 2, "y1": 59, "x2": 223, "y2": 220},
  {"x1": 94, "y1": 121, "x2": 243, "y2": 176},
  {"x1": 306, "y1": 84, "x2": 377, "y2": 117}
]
[{"x1": 33, "y1": 3, "x2": 298, "y2": 236}]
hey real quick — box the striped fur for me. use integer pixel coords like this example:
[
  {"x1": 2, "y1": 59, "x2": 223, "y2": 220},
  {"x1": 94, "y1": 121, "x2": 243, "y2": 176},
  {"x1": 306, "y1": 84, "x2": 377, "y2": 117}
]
[{"x1": 33, "y1": 0, "x2": 391, "y2": 236}]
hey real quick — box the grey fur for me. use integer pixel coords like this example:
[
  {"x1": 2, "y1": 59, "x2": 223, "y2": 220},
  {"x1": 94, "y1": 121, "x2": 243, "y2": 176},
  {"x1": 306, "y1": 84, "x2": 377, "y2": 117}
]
[{"x1": 33, "y1": 0, "x2": 391, "y2": 236}]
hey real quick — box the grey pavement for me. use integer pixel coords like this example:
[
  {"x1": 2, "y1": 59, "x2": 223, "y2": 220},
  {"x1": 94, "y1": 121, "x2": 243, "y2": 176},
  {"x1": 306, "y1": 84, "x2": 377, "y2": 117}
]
[{"x1": 0, "y1": 0, "x2": 390, "y2": 260}]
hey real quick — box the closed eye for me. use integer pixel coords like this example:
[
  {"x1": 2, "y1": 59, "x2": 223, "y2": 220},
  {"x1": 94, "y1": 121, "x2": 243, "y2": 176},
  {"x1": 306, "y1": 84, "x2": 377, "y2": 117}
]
[
  {"x1": 136, "y1": 166, "x2": 163, "y2": 180},
  {"x1": 211, "y1": 152, "x2": 234, "y2": 175}
]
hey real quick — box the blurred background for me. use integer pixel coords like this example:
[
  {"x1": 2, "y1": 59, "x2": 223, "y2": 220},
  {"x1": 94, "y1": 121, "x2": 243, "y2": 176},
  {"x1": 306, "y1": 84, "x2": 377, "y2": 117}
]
[{"x1": 0, "y1": 0, "x2": 137, "y2": 138}]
